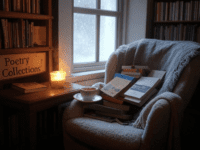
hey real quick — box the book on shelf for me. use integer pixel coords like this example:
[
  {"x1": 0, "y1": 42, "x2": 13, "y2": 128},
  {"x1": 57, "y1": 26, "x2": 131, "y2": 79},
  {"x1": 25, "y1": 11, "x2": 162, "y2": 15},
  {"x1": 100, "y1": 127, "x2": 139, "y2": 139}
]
[
  {"x1": 100, "y1": 73, "x2": 136, "y2": 98},
  {"x1": 12, "y1": 82, "x2": 47, "y2": 93},
  {"x1": 123, "y1": 88, "x2": 158, "y2": 107},
  {"x1": 0, "y1": 19, "x2": 36, "y2": 49},
  {"x1": 33, "y1": 26, "x2": 46, "y2": 46},
  {"x1": 1, "y1": 0, "x2": 41, "y2": 13},
  {"x1": 155, "y1": 0, "x2": 200, "y2": 22},
  {"x1": 103, "y1": 100, "x2": 130, "y2": 112}
]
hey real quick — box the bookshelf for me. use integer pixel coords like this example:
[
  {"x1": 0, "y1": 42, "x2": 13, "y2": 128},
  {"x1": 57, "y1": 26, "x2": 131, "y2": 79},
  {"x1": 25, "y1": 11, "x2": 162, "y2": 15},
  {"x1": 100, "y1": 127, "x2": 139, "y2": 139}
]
[
  {"x1": 146, "y1": 0, "x2": 200, "y2": 42},
  {"x1": 0, "y1": 0, "x2": 53, "y2": 88},
  {"x1": 0, "y1": 0, "x2": 55, "y2": 150}
]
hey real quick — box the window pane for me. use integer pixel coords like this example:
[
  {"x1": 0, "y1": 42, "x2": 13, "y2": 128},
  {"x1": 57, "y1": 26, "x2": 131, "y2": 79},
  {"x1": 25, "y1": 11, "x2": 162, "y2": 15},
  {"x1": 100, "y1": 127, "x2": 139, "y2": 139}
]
[
  {"x1": 100, "y1": 0, "x2": 117, "y2": 11},
  {"x1": 73, "y1": 13, "x2": 96, "y2": 63},
  {"x1": 100, "y1": 16, "x2": 116, "y2": 62},
  {"x1": 74, "y1": 0, "x2": 97, "y2": 9}
]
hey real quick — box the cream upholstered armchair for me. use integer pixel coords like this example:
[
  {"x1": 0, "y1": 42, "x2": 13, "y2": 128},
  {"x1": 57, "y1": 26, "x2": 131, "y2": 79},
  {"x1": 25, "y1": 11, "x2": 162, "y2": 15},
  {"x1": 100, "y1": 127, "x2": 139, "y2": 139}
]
[{"x1": 62, "y1": 39, "x2": 200, "y2": 150}]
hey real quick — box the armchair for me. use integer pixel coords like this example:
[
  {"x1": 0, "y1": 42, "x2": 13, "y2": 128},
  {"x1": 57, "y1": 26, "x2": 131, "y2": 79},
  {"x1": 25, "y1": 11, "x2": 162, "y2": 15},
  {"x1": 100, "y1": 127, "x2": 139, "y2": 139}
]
[{"x1": 62, "y1": 39, "x2": 200, "y2": 150}]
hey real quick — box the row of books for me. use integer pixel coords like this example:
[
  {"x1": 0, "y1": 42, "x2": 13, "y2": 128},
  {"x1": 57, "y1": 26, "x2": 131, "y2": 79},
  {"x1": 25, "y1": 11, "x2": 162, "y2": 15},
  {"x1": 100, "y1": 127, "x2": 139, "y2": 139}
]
[
  {"x1": 153, "y1": 24, "x2": 200, "y2": 42},
  {"x1": 0, "y1": 0, "x2": 41, "y2": 14},
  {"x1": 83, "y1": 66, "x2": 166, "y2": 123},
  {"x1": 0, "y1": 19, "x2": 46, "y2": 49},
  {"x1": 155, "y1": 1, "x2": 200, "y2": 22}
]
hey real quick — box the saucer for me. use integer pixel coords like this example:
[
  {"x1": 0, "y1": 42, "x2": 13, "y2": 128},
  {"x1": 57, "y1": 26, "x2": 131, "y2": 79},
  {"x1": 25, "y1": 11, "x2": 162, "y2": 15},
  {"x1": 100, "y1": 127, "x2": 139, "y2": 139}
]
[{"x1": 73, "y1": 93, "x2": 102, "y2": 103}]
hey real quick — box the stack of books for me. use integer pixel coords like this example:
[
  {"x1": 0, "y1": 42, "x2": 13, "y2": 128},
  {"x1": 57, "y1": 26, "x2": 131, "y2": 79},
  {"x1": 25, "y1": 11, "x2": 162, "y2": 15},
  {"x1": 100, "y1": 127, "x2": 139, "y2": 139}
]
[
  {"x1": 121, "y1": 65, "x2": 150, "y2": 78},
  {"x1": 83, "y1": 66, "x2": 166, "y2": 122}
]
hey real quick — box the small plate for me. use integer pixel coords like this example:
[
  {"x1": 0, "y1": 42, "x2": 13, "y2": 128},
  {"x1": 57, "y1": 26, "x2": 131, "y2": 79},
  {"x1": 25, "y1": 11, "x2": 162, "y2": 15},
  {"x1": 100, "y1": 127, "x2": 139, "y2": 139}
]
[{"x1": 73, "y1": 93, "x2": 102, "y2": 103}]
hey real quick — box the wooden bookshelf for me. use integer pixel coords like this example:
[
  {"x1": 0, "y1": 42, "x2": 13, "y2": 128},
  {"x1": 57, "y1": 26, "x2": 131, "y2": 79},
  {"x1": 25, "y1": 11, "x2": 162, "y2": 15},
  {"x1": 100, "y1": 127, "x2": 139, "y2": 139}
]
[
  {"x1": 0, "y1": 0, "x2": 53, "y2": 149},
  {"x1": 146, "y1": 0, "x2": 200, "y2": 42},
  {"x1": 0, "y1": 0, "x2": 53, "y2": 88}
]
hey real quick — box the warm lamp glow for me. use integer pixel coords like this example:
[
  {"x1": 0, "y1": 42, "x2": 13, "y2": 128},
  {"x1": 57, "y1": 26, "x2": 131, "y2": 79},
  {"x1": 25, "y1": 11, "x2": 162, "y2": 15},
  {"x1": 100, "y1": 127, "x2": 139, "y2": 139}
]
[{"x1": 50, "y1": 71, "x2": 66, "y2": 88}]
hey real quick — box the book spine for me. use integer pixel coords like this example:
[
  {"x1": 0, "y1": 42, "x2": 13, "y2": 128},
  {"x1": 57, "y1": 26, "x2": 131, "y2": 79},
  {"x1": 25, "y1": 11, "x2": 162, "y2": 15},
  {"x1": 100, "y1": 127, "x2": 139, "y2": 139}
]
[
  {"x1": 4, "y1": 0, "x2": 9, "y2": 11},
  {"x1": 16, "y1": 0, "x2": 20, "y2": 11},
  {"x1": 25, "y1": 20, "x2": 29, "y2": 47},
  {"x1": 32, "y1": 0, "x2": 35, "y2": 13},
  {"x1": 16, "y1": 21, "x2": 20, "y2": 48},
  {"x1": 102, "y1": 94, "x2": 124, "y2": 105},
  {"x1": 165, "y1": 2, "x2": 169, "y2": 21},
  {"x1": 103, "y1": 100, "x2": 130, "y2": 111},
  {"x1": 156, "y1": 2, "x2": 161, "y2": 21}
]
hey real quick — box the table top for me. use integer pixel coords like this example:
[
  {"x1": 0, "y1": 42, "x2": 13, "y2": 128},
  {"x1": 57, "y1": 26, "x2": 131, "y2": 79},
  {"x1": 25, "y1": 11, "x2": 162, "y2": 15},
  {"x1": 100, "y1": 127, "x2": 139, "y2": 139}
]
[{"x1": 0, "y1": 82, "x2": 84, "y2": 104}]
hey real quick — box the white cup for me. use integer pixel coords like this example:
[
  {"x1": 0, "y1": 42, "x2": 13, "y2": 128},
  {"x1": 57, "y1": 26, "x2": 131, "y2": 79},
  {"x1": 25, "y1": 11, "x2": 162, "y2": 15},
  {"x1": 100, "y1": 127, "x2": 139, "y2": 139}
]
[{"x1": 80, "y1": 87, "x2": 98, "y2": 101}]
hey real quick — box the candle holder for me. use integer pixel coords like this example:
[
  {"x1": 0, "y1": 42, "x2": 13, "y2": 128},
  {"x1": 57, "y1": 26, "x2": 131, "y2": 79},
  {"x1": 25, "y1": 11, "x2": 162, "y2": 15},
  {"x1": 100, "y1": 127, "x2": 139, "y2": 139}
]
[{"x1": 50, "y1": 71, "x2": 67, "y2": 88}]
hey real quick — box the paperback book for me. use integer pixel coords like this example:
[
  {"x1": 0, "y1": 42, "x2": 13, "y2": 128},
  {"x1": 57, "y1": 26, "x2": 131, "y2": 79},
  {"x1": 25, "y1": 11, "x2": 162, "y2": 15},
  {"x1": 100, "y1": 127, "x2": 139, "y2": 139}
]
[
  {"x1": 103, "y1": 100, "x2": 130, "y2": 111},
  {"x1": 124, "y1": 88, "x2": 158, "y2": 107},
  {"x1": 123, "y1": 77, "x2": 160, "y2": 100},
  {"x1": 12, "y1": 82, "x2": 47, "y2": 93},
  {"x1": 101, "y1": 73, "x2": 136, "y2": 97}
]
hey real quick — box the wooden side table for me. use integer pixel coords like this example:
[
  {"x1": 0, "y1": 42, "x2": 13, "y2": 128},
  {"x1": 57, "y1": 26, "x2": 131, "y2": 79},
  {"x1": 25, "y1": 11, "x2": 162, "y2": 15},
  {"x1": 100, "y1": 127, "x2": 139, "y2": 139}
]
[{"x1": 0, "y1": 83, "x2": 84, "y2": 150}]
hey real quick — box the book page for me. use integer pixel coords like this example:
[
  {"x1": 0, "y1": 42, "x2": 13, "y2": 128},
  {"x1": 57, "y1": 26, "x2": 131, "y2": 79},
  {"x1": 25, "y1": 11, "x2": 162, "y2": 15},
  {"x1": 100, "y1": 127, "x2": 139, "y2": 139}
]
[
  {"x1": 101, "y1": 77, "x2": 131, "y2": 97},
  {"x1": 148, "y1": 70, "x2": 166, "y2": 80},
  {"x1": 124, "y1": 77, "x2": 159, "y2": 99}
]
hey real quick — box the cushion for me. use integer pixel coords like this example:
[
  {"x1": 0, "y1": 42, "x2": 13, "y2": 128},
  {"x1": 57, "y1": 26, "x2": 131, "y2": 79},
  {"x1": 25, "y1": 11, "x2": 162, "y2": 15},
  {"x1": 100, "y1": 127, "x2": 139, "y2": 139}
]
[{"x1": 64, "y1": 117, "x2": 143, "y2": 150}]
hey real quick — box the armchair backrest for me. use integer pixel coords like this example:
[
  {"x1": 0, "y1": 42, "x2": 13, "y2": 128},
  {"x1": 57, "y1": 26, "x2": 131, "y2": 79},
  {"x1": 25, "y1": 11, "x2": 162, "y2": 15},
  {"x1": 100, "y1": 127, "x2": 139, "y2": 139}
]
[{"x1": 105, "y1": 39, "x2": 200, "y2": 107}]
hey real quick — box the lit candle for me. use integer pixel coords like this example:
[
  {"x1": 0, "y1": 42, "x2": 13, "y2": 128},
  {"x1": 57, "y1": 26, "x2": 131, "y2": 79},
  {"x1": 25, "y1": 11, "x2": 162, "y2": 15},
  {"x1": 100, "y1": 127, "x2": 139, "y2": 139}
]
[{"x1": 50, "y1": 71, "x2": 66, "y2": 88}]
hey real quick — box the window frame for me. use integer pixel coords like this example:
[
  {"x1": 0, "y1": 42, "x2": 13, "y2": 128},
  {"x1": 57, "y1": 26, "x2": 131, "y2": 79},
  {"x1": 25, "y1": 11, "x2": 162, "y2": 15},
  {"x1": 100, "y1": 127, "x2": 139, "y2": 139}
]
[{"x1": 72, "y1": 0, "x2": 123, "y2": 73}]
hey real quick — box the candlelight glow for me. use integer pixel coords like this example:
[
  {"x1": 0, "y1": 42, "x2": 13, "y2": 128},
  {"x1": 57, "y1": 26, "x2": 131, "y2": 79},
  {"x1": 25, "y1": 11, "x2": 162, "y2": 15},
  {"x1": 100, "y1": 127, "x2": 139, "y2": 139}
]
[
  {"x1": 50, "y1": 71, "x2": 66, "y2": 81},
  {"x1": 50, "y1": 70, "x2": 66, "y2": 88}
]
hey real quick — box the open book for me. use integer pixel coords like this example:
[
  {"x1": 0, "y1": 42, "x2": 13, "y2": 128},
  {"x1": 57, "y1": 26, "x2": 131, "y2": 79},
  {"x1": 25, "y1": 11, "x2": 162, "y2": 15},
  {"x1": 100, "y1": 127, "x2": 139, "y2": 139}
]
[
  {"x1": 122, "y1": 70, "x2": 166, "y2": 106},
  {"x1": 101, "y1": 73, "x2": 136, "y2": 97}
]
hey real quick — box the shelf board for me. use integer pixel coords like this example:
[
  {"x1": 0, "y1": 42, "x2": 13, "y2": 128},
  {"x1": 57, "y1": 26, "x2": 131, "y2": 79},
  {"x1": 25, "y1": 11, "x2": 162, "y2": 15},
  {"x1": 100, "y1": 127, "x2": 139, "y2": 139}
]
[
  {"x1": 0, "y1": 11, "x2": 53, "y2": 20},
  {"x1": 0, "y1": 47, "x2": 52, "y2": 55},
  {"x1": 154, "y1": 20, "x2": 200, "y2": 24}
]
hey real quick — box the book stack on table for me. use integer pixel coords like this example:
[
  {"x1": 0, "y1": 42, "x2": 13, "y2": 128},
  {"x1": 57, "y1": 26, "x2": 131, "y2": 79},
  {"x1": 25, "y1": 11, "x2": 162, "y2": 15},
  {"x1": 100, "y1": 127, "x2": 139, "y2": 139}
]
[{"x1": 83, "y1": 66, "x2": 166, "y2": 123}]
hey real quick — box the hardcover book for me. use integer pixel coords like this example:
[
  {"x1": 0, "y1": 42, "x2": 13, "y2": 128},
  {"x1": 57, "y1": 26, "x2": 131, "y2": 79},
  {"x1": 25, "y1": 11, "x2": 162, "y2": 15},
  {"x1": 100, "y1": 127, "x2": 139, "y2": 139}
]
[
  {"x1": 103, "y1": 100, "x2": 130, "y2": 111},
  {"x1": 124, "y1": 88, "x2": 158, "y2": 107},
  {"x1": 124, "y1": 77, "x2": 160, "y2": 100},
  {"x1": 12, "y1": 82, "x2": 47, "y2": 93},
  {"x1": 101, "y1": 94, "x2": 124, "y2": 105},
  {"x1": 101, "y1": 73, "x2": 136, "y2": 97}
]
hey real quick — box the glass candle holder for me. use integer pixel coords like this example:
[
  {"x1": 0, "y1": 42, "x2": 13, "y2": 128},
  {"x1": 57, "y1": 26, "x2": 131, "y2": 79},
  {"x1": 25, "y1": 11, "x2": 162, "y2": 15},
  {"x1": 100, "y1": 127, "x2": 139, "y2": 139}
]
[{"x1": 50, "y1": 71, "x2": 66, "y2": 88}]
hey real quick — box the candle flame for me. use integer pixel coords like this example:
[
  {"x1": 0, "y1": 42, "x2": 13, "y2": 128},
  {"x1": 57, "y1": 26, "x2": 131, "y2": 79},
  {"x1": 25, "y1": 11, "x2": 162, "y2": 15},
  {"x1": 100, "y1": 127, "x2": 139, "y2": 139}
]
[{"x1": 50, "y1": 71, "x2": 66, "y2": 81}]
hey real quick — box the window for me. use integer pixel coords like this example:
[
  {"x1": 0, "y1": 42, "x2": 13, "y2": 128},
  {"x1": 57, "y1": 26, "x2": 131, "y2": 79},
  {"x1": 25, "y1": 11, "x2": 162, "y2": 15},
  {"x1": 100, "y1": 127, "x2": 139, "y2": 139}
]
[{"x1": 73, "y1": 0, "x2": 121, "y2": 73}]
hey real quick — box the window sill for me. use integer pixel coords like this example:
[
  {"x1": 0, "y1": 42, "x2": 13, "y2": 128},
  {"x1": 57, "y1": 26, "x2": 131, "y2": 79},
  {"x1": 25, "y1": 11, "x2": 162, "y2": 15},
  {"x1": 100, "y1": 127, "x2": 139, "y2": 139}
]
[{"x1": 67, "y1": 70, "x2": 105, "y2": 83}]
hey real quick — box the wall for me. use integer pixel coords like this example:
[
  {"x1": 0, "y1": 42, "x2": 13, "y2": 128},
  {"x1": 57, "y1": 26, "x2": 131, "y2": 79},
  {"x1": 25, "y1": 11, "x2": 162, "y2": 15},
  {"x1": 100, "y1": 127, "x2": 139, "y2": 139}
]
[{"x1": 125, "y1": 0, "x2": 148, "y2": 44}]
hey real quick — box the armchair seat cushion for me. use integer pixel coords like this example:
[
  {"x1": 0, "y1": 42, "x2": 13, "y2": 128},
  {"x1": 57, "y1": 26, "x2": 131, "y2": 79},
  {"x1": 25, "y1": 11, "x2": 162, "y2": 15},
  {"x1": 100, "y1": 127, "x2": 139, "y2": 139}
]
[{"x1": 64, "y1": 117, "x2": 143, "y2": 150}]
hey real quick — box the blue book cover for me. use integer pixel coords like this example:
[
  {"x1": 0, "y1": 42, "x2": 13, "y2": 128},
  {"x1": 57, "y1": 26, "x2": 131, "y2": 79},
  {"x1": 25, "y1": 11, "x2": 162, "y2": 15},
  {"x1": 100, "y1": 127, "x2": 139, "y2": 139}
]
[{"x1": 114, "y1": 73, "x2": 136, "y2": 82}]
